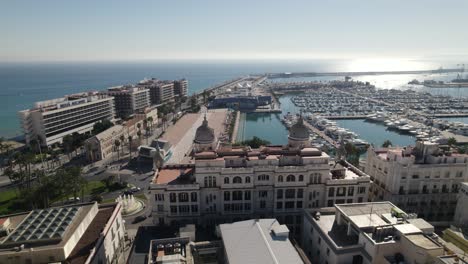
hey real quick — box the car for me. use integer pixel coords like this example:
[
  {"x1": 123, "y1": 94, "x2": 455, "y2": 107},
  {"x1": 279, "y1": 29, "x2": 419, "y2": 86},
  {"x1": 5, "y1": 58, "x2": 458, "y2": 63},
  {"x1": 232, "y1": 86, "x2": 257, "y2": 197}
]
[
  {"x1": 65, "y1": 197, "x2": 80, "y2": 204},
  {"x1": 132, "y1": 215, "x2": 147, "y2": 224},
  {"x1": 130, "y1": 187, "x2": 141, "y2": 193}
]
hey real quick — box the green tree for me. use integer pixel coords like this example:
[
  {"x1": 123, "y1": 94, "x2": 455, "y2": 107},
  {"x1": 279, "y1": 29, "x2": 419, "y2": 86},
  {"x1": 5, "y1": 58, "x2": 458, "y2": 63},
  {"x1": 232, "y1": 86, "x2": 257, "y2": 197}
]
[
  {"x1": 448, "y1": 137, "x2": 457, "y2": 146},
  {"x1": 63, "y1": 134, "x2": 74, "y2": 159},
  {"x1": 92, "y1": 119, "x2": 113, "y2": 134},
  {"x1": 240, "y1": 136, "x2": 271, "y2": 148},
  {"x1": 128, "y1": 135, "x2": 133, "y2": 160},
  {"x1": 114, "y1": 139, "x2": 121, "y2": 160},
  {"x1": 137, "y1": 130, "x2": 142, "y2": 145},
  {"x1": 382, "y1": 140, "x2": 393, "y2": 148}
]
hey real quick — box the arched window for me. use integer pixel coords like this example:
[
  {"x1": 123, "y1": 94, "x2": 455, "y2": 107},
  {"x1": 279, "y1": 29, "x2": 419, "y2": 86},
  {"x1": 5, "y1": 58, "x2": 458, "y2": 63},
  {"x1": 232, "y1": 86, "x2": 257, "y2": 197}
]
[
  {"x1": 233, "y1": 176, "x2": 242, "y2": 184},
  {"x1": 299, "y1": 175, "x2": 304, "y2": 181},
  {"x1": 286, "y1": 175, "x2": 295, "y2": 182},
  {"x1": 224, "y1": 177, "x2": 229, "y2": 184},
  {"x1": 278, "y1": 175, "x2": 284, "y2": 182},
  {"x1": 245, "y1": 176, "x2": 251, "y2": 183}
]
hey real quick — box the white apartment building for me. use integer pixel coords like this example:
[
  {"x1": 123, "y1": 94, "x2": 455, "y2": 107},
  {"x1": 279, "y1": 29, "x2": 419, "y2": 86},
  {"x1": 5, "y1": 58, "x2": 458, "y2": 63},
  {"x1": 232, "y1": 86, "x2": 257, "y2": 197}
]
[
  {"x1": 137, "y1": 78, "x2": 175, "y2": 105},
  {"x1": 303, "y1": 202, "x2": 450, "y2": 264},
  {"x1": 150, "y1": 117, "x2": 370, "y2": 238},
  {"x1": 18, "y1": 92, "x2": 115, "y2": 146},
  {"x1": 365, "y1": 142, "x2": 468, "y2": 222},
  {"x1": 107, "y1": 85, "x2": 150, "y2": 118},
  {"x1": 0, "y1": 202, "x2": 125, "y2": 264}
]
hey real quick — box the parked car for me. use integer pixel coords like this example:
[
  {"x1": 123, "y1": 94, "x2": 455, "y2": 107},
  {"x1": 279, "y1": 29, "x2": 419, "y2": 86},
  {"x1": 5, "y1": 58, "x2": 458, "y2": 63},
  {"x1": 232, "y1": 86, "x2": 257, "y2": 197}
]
[{"x1": 132, "y1": 215, "x2": 147, "y2": 224}]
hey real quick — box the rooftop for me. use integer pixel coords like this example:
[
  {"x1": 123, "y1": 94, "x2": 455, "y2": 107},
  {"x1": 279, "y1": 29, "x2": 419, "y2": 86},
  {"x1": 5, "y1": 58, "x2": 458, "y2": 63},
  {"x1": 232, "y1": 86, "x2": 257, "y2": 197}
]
[
  {"x1": 219, "y1": 219, "x2": 304, "y2": 264},
  {"x1": 153, "y1": 168, "x2": 194, "y2": 185}
]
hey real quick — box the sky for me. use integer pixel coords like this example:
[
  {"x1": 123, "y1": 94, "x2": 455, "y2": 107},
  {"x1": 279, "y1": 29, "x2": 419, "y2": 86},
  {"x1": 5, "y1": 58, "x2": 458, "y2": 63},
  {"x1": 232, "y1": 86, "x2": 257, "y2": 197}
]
[{"x1": 1, "y1": 0, "x2": 468, "y2": 62}]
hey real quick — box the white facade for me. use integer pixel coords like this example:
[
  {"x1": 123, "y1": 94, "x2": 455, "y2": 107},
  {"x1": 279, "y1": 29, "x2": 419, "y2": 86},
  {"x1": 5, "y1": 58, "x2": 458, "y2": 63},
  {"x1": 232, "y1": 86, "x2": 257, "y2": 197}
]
[
  {"x1": 18, "y1": 92, "x2": 115, "y2": 146},
  {"x1": 453, "y1": 182, "x2": 468, "y2": 227},
  {"x1": 303, "y1": 202, "x2": 448, "y2": 264},
  {"x1": 137, "y1": 79, "x2": 175, "y2": 105},
  {"x1": 365, "y1": 141, "x2": 468, "y2": 222}
]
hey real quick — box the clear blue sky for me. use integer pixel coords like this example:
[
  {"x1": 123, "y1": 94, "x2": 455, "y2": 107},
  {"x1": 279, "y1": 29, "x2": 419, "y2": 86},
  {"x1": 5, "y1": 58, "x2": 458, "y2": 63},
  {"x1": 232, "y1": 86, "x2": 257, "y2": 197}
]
[{"x1": 1, "y1": 0, "x2": 468, "y2": 62}]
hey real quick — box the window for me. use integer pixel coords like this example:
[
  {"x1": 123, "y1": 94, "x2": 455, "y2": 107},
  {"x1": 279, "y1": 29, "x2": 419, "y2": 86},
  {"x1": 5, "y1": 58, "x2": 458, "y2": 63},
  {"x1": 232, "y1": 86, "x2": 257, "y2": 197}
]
[
  {"x1": 260, "y1": 200, "x2": 266, "y2": 208},
  {"x1": 277, "y1": 189, "x2": 283, "y2": 199},
  {"x1": 170, "y1": 193, "x2": 176, "y2": 202},
  {"x1": 412, "y1": 174, "x2": 419, "y2": 179},
  {"x1": 328, "y1": 200, "x2": 333, "y2": 207},
  {"x1": 233, "y1": 190, "x2": 243, "y2": 200},
  {"x1": 285, "y1": 201, "x2": 295, "y2": 209},
  {"x1": 326, "y1": 248, "x2": 330, "y2": 256},
  {"x1": 179, "y1": 205, "x2": 190, "y2": 213},
  {"x1": 298, "y1": 189, "x2": 304, "y2": 198},
  {"x1": 328, "y1": 187, "x2": 335, "y2": 197},
  {"x1": 224, "y1": 192, "x2": 230, "y2": 201},
  {"x1": 285, "y1": 189, "x2": 295, "y2": 198},
  {"x1": 348, "y1": 187, "x2": 354, "y2": 196},
  {"x1": 244, "y1": 203, "x2": 251, "y2": 210},
  {"x1": 205, "y1": 176, "x2": 216, "y2": 187},
  {"x1": 296, "y1": 201, "x2": 303, "y2": 208},
  {"x1": 157, "y1": 205, "x2": 164, "y2": 212},
  {"x1": 259, "y1": 191, "x2": 268, "y2": 198},
  {"x1": 278, "y1": 175, "x2": 283, "y2": 182},
  {"x1": 179, "y1": 192, "x2": 189, "y2": 202},
  {"x1": 244, "y1": 191, "x2": 251, "y2": 200},
  {"x1": 245, "y1": 176, "x2": 251, "y2": 183},
  {"x1": 311, "y1": 173, "x2": 322, "y2": 184},
  {"x1": 318, "y1": 237, "x2": 321, "y2": 244},
  {"x1": 286, "y1": 175, "x2": 296, "y2": 182},
  {"x1": 191, "y1": 205, "x2": 198, "y2": 213},
  {"x1": 347, "y1": 199, "x2": 353, "y2": 203},
  {"x1": 276, "y1": 202, "x2": 283, "y2": 209},
  {"x1": 337, "y1": 187, "x2": 346, "y2": 197},
  {"x1": 233, "y1": 176, "x2": 242, "y2": 184},
  {"x1": 224, "y1": 177, "x2": 229, "y2": 184},
  {"x1": 258, "y1": 174, "x2": 269, "y2": 181},
  {"x1": 299, "y1": 175, "x2": 304, "y2": 181},
  {"x1": 358, "y1": 197, "x2": 363, "y2": 203},
  {"x1": 445, "y1": 172, "x2": 450, "y2": 178},
  {"x1": 358, "y1": 187, "x2": 366, "y2": 194},
  {"x1": 170, "y1": 206, "x2": 177, "y2": 213},
  {"x1": 191, "y1": 192, "x2": 197, "y2": 202}
]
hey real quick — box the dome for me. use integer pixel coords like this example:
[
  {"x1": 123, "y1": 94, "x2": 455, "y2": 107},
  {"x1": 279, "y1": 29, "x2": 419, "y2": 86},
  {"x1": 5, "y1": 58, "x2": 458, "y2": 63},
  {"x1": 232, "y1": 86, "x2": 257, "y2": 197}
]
[
  {"x1": 194, "y1": 115, "x2": 215, "y2": 144},
  {"x1": 288, "y1": 116, "x2": 309, "y2": 141}
]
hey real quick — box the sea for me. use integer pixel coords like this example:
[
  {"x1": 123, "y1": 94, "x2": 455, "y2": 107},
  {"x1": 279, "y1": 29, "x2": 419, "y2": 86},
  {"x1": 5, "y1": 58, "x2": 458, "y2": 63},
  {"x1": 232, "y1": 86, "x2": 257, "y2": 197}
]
[{"x1": 1, "y1": 59, "x2": 467, "y2": 143}]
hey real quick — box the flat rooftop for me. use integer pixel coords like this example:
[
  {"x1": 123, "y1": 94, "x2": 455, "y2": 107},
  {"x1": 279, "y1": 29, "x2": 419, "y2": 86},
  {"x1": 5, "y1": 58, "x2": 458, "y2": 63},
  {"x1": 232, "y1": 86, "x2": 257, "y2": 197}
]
[
  {"x1": 219, "y1": 219, "x2": 304, "y2": 264},
  {"x1": 153, "y1": 168, "x2": 194, "y2": 185}
]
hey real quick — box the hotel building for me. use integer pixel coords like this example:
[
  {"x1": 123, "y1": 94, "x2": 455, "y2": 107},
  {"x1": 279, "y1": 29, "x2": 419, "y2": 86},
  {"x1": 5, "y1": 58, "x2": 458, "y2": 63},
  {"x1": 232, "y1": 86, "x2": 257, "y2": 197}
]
[
  {"x1": 137, "y1": 79, "x2": 175, "y2": 105},
  {"x1": 364, "y1": 142, "x2": 468, "y2": 222},
  {"x1": 0, "y1": 202, "x2": 125, "y2": 264},
  {"x1": 106, "y1": 85, "x2": 150, "y2": 119},
  {"x1": 150, "y1": 117, "x2": 370, "y2": 238},
  {"x1": 18, "y1": 92, "x2": 115, "y2": 146}
]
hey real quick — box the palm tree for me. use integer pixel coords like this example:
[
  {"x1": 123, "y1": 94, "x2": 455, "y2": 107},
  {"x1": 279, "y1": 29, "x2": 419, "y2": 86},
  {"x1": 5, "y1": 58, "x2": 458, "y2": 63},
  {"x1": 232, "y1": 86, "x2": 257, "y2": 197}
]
[
  {"x1": 114, "y1": 139, "x2": 121, "y2": 160},
  {"x1": 128, "y1": 135, "x2": 133, "y2": 160},
  {"x1": 137, "y1": 130, "x2": 142, "y2": 145},
  {"x1": 145, "y1": 126, "x2": 151, "y2": 145},
  {"x1": 119, "y1": 134, "x2": 125, "y2": 156},
  {"x1": 147, "y1": 116, "x2": 154, "y2": 132}
]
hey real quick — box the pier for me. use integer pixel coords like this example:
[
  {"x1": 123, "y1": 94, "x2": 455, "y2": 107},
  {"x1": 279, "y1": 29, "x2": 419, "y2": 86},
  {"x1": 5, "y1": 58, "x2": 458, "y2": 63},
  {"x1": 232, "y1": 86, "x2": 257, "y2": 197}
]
[{"x1": 267, "y1": 68, "x2": 462, "y2": 79}]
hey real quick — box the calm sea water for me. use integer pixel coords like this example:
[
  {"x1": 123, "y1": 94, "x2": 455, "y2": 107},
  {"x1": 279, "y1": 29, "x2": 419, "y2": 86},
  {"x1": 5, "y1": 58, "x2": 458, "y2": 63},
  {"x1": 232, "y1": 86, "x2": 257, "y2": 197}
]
[{"x1": 0, "y1": 59, "x2": 465, "y2": 138}]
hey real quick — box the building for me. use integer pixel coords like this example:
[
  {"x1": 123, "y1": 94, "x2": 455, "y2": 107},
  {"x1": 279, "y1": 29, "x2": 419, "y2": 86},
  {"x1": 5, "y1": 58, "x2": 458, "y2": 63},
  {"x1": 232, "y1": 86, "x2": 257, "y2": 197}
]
[
  {"x1": 137, "y1": 78, "x2": 175, "y2": 105},
  {"x1": 218, "y1": 219, "x2": 305, "y2": 264},
  {"x1": 453, "y1": 182, "x2": 468, "y2": 227},
  {"x1": 107, "y1": 85, "x2": 150, "y2": 118},
  {"x1": 303, "y1": 202, "x2": 452, "y2": 264},
  {"x1": 173, "y1": 79, "x2": 188, "y2": 98},
  {"x1": 18, "y1": 92, "x2": 115, "y2": 146},
  {"x1": 364, "y1": 142, "x2": 468, "y2": 222},
  {"x1": 85, "y1": 108, "x2": 157, "y2": 162},
  {"x1": 0, "y1": 202, "x2": 125, "y2": 264},
  {"x1": 150, "y1": 117, "x2": 370, "y2": 238},
  {"x1": 85, "y1": 125, "x2": 124, "y2": 162}
]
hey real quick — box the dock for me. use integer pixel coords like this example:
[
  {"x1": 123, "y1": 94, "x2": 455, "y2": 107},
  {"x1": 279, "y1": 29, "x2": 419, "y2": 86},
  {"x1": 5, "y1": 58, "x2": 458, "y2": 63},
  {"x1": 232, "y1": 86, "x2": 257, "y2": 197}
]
[
  {"x1": 267, "y1": 68, "x2": 462, "y2": 79},
  {"x1": 302, "y1": 121, "x2": 339, "y2": 149}
]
